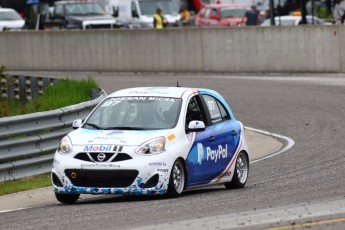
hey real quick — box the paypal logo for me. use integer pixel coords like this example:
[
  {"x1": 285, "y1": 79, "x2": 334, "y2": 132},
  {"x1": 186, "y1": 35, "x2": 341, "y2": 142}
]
[
  {"x1": 206, "y1": 145, "x2": 228, "y2": 163},
  {"x1": 197, "y1": 143, "x2": 204, "y2": 165},
  {"x1": 197, "y1": 143, "x2": 228, "y2": 164}
]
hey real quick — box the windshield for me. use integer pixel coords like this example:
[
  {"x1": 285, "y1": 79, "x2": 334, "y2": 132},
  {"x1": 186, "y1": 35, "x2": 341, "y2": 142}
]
[
  {"x1": 84, "y1": 96, "x2": 182, "y2": 130},
  {"x1": 220, "y1": 8, "x2": 247, "y2": 18},
  {"x1": 139, "y1": 0, "x2": 178, "y2": 16},
  {"x1": 65, "y1": 3, "x2": 105, "y2": 16},
  {"x1": 0, "y1": 11, "x2": 23, "y2": 20}
]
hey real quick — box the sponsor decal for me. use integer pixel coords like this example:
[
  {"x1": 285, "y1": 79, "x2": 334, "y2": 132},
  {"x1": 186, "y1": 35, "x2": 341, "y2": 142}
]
[
  {"x1": 83, "y1": 145, "x2": 123, "y2": 152},
  {"x1": 157, "y1": 169, "x2": 169, "y2": 172},
  {"x1": 219, "y1": 171, "x2": 231, "y2": 178},
  {"x1": 128, "y1": 88, "x2": 170, "y2": 95},
  {"x1": 197, "y1": 143, "x2": 204, "y2": 165},
  {"x1": 197, "y1": 143, "x2": 228, "y2": 164},
  {"x1": 207, "y1": 144, "x2": 228, "y2": 163},
  {"x1": 80, "y1": 163, "x2": 120, "y2": 168},
  {"x1": 167, "y1": 133, "x2": 176, "y2": 141},
  {"x1": 109, "y1": 96, "x2": 175, "y2": 102},
  {"x1": 149, "y1": 162, "x2": 167, "y2": 166}
]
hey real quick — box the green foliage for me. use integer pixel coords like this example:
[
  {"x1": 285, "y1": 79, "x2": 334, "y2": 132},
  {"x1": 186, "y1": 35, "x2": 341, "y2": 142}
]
[
  {"x1": 0, "y1": 174, "x2": 51, "y2": 196},
  {"x1": 318, "y1": 6, "x2": 333, "y2": 20}
]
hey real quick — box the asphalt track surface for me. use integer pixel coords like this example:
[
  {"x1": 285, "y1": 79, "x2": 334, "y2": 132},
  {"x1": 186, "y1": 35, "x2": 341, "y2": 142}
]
[{"x1": 2, "y1": 72, "x2": 345, "y2": 230}]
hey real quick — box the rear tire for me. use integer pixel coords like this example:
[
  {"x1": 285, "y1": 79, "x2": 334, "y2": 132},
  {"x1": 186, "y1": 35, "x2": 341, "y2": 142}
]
[
  {"x1": 166, "y1": 159, "x2": 185, "y2": 198},
  {"x1": 55, "y1": 192, "x2": 80, "y2": 204},
  {"x1": 225, "y1": 151, "x2": 249, "y2": 189}
]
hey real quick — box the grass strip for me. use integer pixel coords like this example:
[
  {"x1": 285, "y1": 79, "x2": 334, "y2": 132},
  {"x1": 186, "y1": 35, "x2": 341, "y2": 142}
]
[{"x1": 0, "y1": 174, "x2": 51, "y2": 196}]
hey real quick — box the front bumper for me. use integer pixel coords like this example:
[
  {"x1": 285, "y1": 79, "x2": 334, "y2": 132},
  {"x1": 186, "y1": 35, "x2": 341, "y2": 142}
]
[{"x1": 52, "y1": 150, "x2": 173, "y2": 195}]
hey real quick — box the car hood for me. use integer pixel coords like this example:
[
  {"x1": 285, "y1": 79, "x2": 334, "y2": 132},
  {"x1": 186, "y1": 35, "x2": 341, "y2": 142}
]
[
  {"x1": 221, "y1": 17, "x2": 243, "y2": 23},
  {"x1": 67, "y1": 15, "x2": 115, "y2": 22},
  {"x1": 0, "y1": 20, "x2": 25, "y2": 30},
  {"x1": 68, "y1": 128, "x2": 172, "y2": 146}
]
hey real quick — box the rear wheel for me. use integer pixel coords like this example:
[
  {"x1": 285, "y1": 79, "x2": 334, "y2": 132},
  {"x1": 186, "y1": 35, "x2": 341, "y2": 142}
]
[
  {"x1": 55, "y1": 192, "x2": 80, "y2": 204},
  {"x1": 166, "y1": 159, "x2": 185, "y2": 197},
  {"x1": 225, "y1": 151, "x2": 249, "y2": 189}
]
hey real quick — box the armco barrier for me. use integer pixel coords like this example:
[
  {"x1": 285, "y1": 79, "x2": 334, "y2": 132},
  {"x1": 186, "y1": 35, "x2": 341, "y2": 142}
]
[
  {"x1": 0, "y1": 89, "x2": 107, "y2": 182},
  {"x1": 0, "y1": 26, "x2": 344, "y2": 73}
]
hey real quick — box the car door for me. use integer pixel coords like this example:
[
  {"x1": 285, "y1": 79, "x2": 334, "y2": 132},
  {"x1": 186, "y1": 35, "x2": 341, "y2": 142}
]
[
  {"x1": 201, "y1": 94, "x2": 241, "y2": 176},
  {"x1": 185, "y1": 94, "x2": 240, "y2": 187}
]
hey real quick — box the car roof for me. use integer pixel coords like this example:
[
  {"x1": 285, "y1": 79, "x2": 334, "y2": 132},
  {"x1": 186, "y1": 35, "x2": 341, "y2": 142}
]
[
  {"x1": 108, "y1": 87, "x2": 197, "y2": 98},
  {"x1": 204, "y1": 3, "x2": 251, "y2": 9},
  {"x1": 273, "y1": 15, "x2": 316, "y2": 20},
  {"x1": 55, "y1": 0, "x2": 96, "y2": 5},
  {"x1": 0, "y1": 8, "x2": 17, "y2": 12}
]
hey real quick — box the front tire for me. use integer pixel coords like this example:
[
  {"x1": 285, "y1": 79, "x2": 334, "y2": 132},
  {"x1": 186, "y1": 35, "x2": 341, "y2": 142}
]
[
  {"x1": 55, "y1": 192, "x2": 80, "y2": 204},
  {"x1": 166, "y1": 159, "x2": 185, "y2": 198},
  {"x1": 225, "y1": 151, "x2": 249, "y2": 189}
]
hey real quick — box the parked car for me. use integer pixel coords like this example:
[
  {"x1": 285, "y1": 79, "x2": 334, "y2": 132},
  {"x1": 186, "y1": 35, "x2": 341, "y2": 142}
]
[
  {"x1": 195, "y1": 3, "x2": 250, "y2": 27},
  {"x1": 45, "y1": 0, "x2": 122, "y2": 30},
  {"x1": 260, "y1": 15, "x2": 327, "y2": 26},
  {"x1": 52, "y1": 87, "x2": 250, "y2": 204},
  {"x1": 0, "y1": 8, "x2": 25, "y2": 31},
  {"x1": 105, "y1": 0, "x2": 181, "y2": 28}
]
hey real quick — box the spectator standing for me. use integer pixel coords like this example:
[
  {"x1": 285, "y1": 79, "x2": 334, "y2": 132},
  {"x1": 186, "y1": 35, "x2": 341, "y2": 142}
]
[
  {"x1": 153, "y1": 8, "x2": 168, "y2": 29},
  {"x1": 333, "y1": 0, "x2": 345, "y2": 24},
  {"x1": 179, "y1": 4, "x2": 191, "y2": 26},
  {"x1": 244, "y1": 5, "x2": 259, "y2": 26}
]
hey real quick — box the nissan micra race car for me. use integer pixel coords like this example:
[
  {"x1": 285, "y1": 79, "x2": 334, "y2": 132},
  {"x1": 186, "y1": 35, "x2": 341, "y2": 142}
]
[{"x1": 52, "y1": 87, "x2": 249, "y2": 204}]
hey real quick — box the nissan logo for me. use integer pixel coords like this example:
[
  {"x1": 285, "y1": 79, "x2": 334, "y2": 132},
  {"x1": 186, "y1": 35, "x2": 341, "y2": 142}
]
[{"x1": 97, "y1": 153, "x2": 106, "y2": 161}]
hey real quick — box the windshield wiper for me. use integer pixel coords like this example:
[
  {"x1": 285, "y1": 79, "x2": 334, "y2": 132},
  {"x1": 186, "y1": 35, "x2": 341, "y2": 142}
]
[
  {"x1": 84, "y1": 123, "x2": 102, "y2": 130},
  {"x1": 103, "y1": 126, "x2": 146, "y2": 130}
]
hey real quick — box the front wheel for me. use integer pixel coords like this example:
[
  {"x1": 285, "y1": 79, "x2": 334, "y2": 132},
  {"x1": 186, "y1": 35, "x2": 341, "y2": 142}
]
[
  {"x1": 166, "y1": 159, "x2": 185, "y2": 198},
  {"x1": 225, "y1": 151, "x2": 249, "y2": 189},
  {"x1": 55, "y1": 192, "x2": 80, "y2": 204}
]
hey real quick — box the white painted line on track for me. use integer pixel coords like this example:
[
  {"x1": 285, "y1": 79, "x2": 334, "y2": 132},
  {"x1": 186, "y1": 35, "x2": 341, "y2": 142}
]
[{"x1": 246, "y1": 127, "x2": 295, "y2": 164}]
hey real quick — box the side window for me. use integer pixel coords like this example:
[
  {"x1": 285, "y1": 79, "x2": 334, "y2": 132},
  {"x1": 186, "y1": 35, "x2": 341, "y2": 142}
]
[
  {"x1": 186, "y1": 96, "x2": 204, "y2": 126},
  {"x1": 217, "y1": 100, "x2": 231, "y2": 121},
  {"x1": 131, "y1": 1, "x2": 138, "y2": 17},
  {"x1": 203, "y1": 95, "x2": 230, "y2": 124},
  {"x1": 54, "y1": 5, "x2": 64, "y2": 17}
]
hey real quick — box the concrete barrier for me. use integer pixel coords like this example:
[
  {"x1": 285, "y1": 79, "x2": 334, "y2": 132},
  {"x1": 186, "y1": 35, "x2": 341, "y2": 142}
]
[{"x1": 0, "y1": 26, "x2": 343, "y2": 73}]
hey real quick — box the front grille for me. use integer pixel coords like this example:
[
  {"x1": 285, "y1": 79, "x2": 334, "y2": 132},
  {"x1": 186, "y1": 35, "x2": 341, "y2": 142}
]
[
  {"x1": 112, "y1": 153, "x2": 132, "y2": 162},
  {"x1": 74, "y1": 153, "x2": 132, "y2": 162},
  {"x1": 65, "y1": 169, "x2": 138, "y2": 187}
]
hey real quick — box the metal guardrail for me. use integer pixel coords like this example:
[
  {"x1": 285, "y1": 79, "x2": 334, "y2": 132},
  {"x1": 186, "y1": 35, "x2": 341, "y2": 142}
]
[{"x1": 0, "y1": 87, "x2": 107, "y2": 182}]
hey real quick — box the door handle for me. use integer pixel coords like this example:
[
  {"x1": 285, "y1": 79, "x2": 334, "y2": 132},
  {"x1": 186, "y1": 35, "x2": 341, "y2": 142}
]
[
  {"x1": 231, "y1": 130, "x2": 238, "y2": 137},
  {"x1": 209, "y1": 136, "x2": 216, "y2": 142}
]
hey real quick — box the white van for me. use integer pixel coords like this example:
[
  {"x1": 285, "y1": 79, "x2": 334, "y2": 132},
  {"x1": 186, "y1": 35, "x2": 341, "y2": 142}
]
[{"x1": 103, "y1": 0, "x2": 181, "y2": 28}]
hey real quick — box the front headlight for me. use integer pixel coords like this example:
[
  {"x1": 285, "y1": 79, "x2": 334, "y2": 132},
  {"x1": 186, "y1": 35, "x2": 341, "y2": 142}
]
[
  {"x1": 58, "y1": 136, "x2": 73, "y2": 154},
  {"x1": 135, "y1": 137, "x2": 166, "y2": 155}
]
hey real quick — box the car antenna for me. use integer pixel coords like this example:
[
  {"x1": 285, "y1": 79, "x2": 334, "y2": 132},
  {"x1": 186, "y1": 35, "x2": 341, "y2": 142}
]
[{"x1": 176, "y1": 81, "x2": 181, "y2": 87}]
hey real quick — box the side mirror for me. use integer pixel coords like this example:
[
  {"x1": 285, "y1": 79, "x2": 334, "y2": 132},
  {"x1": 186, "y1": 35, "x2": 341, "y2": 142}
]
[
  {"x1": 113, "y1": 6, "x2": 119, "y2": 17},
  {"x1": 72, "y1": 119, "x2": 83, "y2": 129},
  {"x1": 188, "y1": 120, "x2": 206, "y2": 132}
]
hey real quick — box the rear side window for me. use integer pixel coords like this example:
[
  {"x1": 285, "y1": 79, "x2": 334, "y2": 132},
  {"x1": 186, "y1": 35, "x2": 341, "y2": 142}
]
[
  {"x1": 54, "y1": 5, "x2": 64, "y2": 17},
  {"x1": 202, "y1": 95, "x2": 230, "y2": 124}
]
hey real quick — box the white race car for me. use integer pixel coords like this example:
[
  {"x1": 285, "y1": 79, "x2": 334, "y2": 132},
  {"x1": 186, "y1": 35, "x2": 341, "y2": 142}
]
[{"x1": 52, "y1": 87, "x2": 249, "y2": 204}]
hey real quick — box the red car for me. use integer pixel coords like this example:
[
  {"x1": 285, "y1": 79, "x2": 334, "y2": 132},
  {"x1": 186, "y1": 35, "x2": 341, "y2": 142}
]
[{"x1": 195, "y1": 3, "x2": 250, "y2": 27}]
